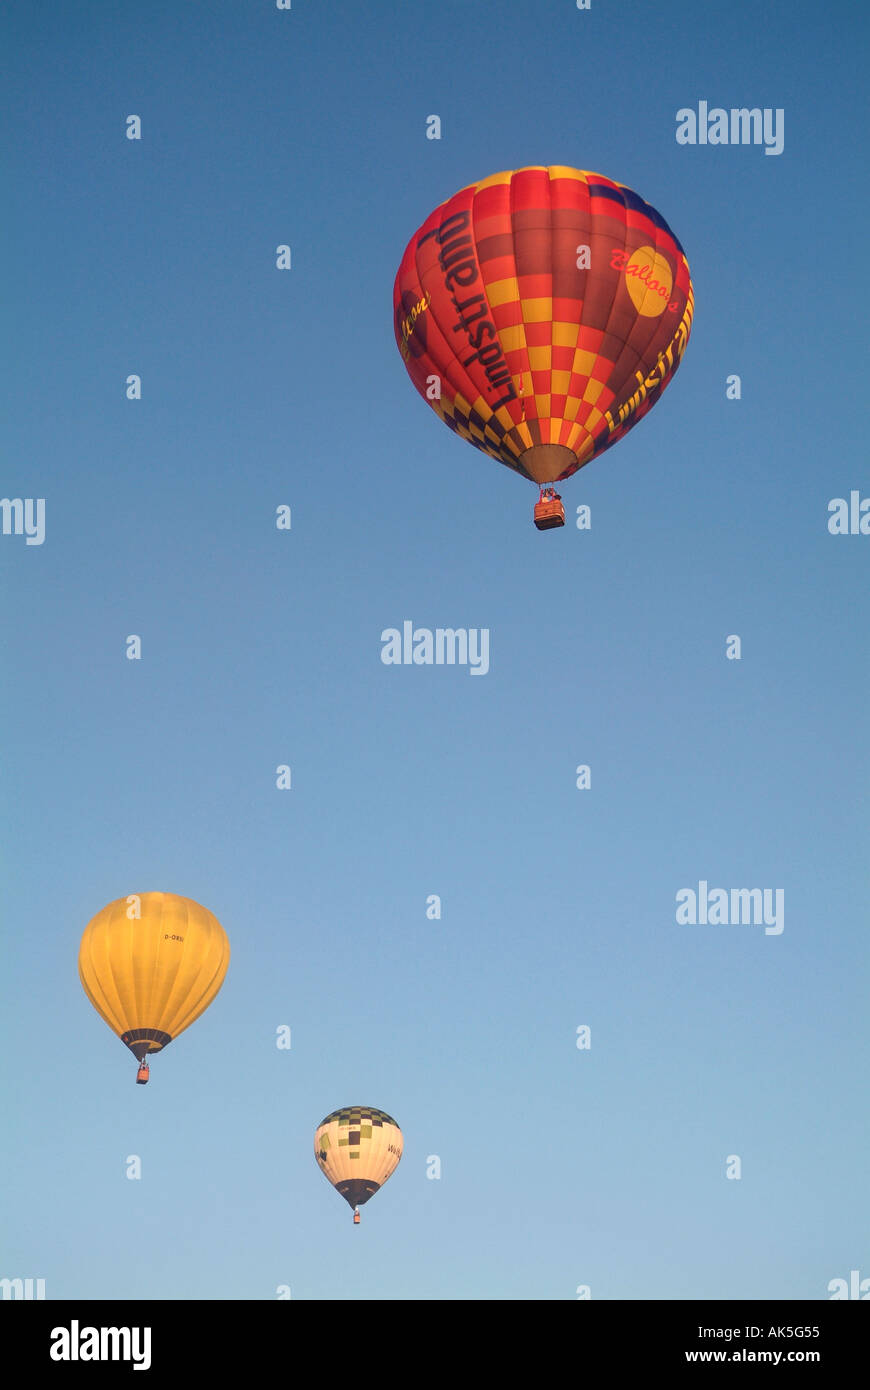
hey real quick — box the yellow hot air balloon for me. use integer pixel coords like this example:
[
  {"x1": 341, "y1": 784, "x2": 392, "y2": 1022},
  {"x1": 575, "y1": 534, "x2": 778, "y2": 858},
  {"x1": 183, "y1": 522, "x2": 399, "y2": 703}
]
[
  {"x1": 314, "y1": 1106, "x2": 403, "y2": 1223},
  {"x1": 78, "y1": 892, "x2": 230, "y2": 1084}
]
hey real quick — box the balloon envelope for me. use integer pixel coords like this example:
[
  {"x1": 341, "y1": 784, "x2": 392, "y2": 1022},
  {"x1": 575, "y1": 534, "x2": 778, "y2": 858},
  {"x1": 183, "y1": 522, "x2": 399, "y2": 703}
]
[
  {"x1": 394, "y1": 165, "x2": 694, "y2": 484},
  {"x1": 78, "y1": 892, "x2": 230, "y2": 1061},
  {"x1": 314, "y1": 1106, "x2": 403, "y2": 1210}
]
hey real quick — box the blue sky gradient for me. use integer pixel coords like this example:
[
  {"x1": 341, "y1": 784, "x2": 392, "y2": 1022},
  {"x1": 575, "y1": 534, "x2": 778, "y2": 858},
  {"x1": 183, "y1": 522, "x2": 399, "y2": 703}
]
[{"x1": 2, "y1": 0, "x2": 868, "y2": 1299}]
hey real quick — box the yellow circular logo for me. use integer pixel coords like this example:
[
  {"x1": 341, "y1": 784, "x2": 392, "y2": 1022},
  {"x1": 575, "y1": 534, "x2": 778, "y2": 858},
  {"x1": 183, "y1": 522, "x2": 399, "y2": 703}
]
[{"x1": 614, "y1": 245, "x2": 673, "y2": 317}]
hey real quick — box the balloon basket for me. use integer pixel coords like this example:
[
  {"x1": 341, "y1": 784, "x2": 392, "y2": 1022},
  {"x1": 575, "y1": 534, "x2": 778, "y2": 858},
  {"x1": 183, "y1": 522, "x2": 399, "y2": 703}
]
[{"x1": 534, "y1": 491, "x2": 565, "y2": 530}]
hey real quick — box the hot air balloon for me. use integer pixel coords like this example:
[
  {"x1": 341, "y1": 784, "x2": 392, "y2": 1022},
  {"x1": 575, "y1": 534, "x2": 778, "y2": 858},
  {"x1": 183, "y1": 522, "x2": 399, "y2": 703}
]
[
  {"x1": 314, "y1": 1106, "x2": 403, "y2": 1224},
  {"x1": 394, "y1": 165, "x2": 694, "y2": 529},
  {"x1": 78, "y1": 892, "x2": 230, "y2": 1084}
]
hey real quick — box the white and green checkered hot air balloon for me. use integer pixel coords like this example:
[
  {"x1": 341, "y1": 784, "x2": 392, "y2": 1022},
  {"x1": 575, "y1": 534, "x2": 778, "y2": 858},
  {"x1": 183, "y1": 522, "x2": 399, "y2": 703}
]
[{"x1": 314, "y1": 1106, "x2": 403, "y2": 1223}]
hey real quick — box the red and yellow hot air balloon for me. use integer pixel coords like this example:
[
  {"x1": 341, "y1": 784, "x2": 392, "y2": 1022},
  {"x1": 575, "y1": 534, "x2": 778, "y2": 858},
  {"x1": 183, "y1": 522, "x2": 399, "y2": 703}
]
[
  {"x1": 78, "y1": 892, "x2": 230, "y2": 1085},
  {"x1": 393, "y1": 165, "x2": 694, "y2": 529}
]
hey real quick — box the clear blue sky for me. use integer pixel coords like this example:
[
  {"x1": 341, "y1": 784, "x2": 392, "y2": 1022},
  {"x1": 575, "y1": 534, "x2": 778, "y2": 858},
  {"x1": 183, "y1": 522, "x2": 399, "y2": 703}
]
[{"x1": 2, "y1": 0, "x2": 867, "y2": 1300}]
